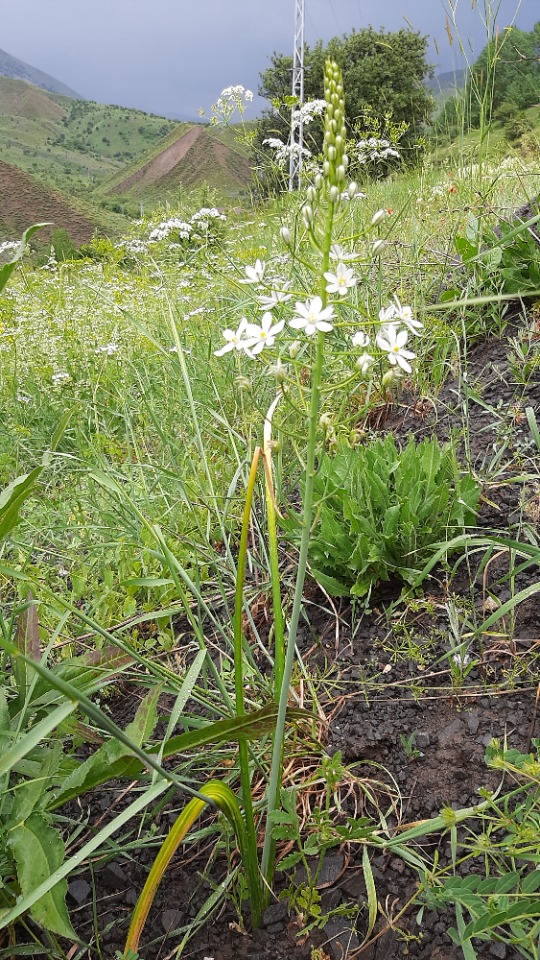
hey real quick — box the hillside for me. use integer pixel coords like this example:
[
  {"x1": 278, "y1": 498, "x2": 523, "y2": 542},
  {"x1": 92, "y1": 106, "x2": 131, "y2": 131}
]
[
  {"x1": 0, "y1": 77, "x2": 178, "y2": 200},
  {"x1": 0, "y1": 160, "x2": 105, "y2": 244},
  {"x1": 0, "y1": 76, "x2": 253, "y2": 240},
  {"x1": 0, "y1": 46, "x2": 82, "y2": 99},
  {"x1": 107, "y1": 124, "x2": 252, "y2": 202}
]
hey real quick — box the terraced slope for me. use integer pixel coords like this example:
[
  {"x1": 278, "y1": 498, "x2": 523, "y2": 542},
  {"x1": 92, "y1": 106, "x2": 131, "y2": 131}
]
[
  {"x1": 108, "y1": 124, "x2": 252, "y2": 200},
  {"x1": 0, "y1": 160, "x2": 98, "y2": 244}
]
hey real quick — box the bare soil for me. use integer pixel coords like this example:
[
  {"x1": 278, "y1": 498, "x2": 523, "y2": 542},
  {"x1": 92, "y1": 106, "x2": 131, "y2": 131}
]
[{"x1": 41, "y1": 307, "x2": 540, "y2": 960}]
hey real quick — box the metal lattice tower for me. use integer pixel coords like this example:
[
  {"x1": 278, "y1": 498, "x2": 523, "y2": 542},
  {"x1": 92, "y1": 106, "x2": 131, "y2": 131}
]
[{"x1": 288, "y1": 0, "x2": 305, "y2": 192}]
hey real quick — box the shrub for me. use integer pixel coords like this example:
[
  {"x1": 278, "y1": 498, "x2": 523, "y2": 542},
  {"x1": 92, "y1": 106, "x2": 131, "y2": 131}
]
[{"x1": 307, "y1": 435, "x2": 479, "y2": 599}]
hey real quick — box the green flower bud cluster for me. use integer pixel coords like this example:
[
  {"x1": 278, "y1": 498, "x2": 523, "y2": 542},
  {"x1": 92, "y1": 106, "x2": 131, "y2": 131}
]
[{"x1": 322, "y1": 60, "x2": 348, "y2": 188}]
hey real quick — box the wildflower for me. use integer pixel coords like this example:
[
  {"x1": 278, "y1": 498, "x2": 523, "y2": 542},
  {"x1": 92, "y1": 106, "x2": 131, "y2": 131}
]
[
  {"x1": 372, "y1": 239, "x2": 386, "y2": 255},
  {"x1": 290, "y1": 296, "x2": 334, "y2": 336},
  {"x1": 214, "y1": 317, "x2": 251, "y2": 356},
  {"x1": 351, "y1": 331, "x2": 370, "y2": 348},
  {"x1": 324, "y1": 262, "x2": 357, "y2": 296},
  {"x1": 51, "y1": 372, "x2": 71, "y2": 385},
  {"x1": 392, "y1": 296, "x2": 423, "y2": 334},
  {"x1": 376, "y1": 326, "x2": 416, "y2": 374},
  {"x1": 452, "y1": 651, "x2": 471, "y2": 668},
  {"x1": 257, "y1": 287, "x2": 292, "y2": 311},
  {"x1": 242, "y1": 259, "x2": 265, "y2": 284},
  {"x1": 243, "y1": 313, "x2": 285, "y2": 356},
  {"x1": 95, "y1": 342, "x2": 119, "y2": 356},
  {"x1": 356, "y1": 352, "x2": 375, "y2": 374},
  {"x1": 329, "y1": 243, "x2": 357, "y2": 262},
  {"x1": 378, "y1": 304, "x2": 397, "y2": 324},
  {"x1": 371, "y1": 209, "x2": 389, "y2": 226},
  {"x1": 280, "y1": 226, "x2": 292, "y2": 245}
]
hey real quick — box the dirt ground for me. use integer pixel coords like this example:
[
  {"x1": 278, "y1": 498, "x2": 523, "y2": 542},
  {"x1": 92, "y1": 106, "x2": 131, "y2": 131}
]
[{"x1": 55, "y1": 305, "x2": 540, "y2": 960}]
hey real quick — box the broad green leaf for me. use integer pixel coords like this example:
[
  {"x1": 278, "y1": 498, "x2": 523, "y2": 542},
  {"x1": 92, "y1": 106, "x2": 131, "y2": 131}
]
[
  {"x1": 0, "y1": 224, "x2": 48, "y2": 294},
  {"x1": 8, "y1": 813, "x2": 77, "y2": 940},
  {"x1": 0, "y1": 467, "x2": 44, "y2": 541}
]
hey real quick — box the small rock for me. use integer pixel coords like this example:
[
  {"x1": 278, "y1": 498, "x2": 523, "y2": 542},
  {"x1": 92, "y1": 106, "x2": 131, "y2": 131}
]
[
  {"x1": 466, "y1": 711, "x2": 480, "y2": 735},
  {"x1": 416, "y1": 731, "x2": 431, "y2": 749},
  {"x1": 68, "y1": 878, "x2": 91, "y2": 904},
  {"x1": 100, "y1": 861, "x2": 126, "y2": 887},
  {"x1": 489, "y1": 944, "x2": 507, "y2": 959},
  {"x1": 262, "y1": 900, "x2": 288, "y2": 926},
  {"x1": 323, "y1": 916, "x2": 360, "y2": 959},
  {"x1": 161, "y1": 908, "x2": 183, "y2": 933}
]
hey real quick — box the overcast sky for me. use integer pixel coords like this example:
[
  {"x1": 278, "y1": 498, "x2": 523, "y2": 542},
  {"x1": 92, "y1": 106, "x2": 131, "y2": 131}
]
[{"x1": 1, "y1": 0, "x2": 538, "y2": 119}]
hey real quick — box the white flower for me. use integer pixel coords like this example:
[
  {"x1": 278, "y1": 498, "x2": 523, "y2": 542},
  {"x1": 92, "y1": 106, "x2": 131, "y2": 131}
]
[
  {"x1": 289, "y1": 296, "x2": 334, "y2": 336},
  {"x1": 214, "y1": 317, "x2": 251, "y2": 356},
  {"x1": 356, "y1": 352, "x2": 375, "y2": 374},
  {"x1": 392, "y1": 296, "x2": 423, "y2": 333},
  {"x1": 378, "y1": 303, "x2": 397, "y2": 324},
  {"x1": 95, "y1": 342, "x2": 119, "y2": 356},
  {"x1": 257, "y1": 287, "x2": 292, "y2": 310},
  {"x1": 324, "y1": 262, "x2": 357, "y2": 297},
  {"x1": 376, "y1": 326, "x2": 416, "y2": 373},
  {"x1": 242, "y1": 259, "x2": 265, "y2": 284},
  {"x1": 329, "y1": 243, "x2": 357, "y2": 262},
  {"x1": 242, "y1": 312, "x2": 285, "y2": 355},
  {"x1": 351, "y1": 331, "x2": 370, "y2": 348},
  {"x1": 372, "y1": 239, "x2": 386, "y2": 255}
]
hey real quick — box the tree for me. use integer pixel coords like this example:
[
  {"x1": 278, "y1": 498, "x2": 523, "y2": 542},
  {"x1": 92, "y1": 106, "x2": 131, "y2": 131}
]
[
  {"x1": 253, "y1": 27, "x2": 434, "y2": 189},
  {"x1": 438, "y1": 22, "x2": 540, "y2": 133},
  {"x1": 467, "y1": 23, "x2": 540, "y2": 124}
]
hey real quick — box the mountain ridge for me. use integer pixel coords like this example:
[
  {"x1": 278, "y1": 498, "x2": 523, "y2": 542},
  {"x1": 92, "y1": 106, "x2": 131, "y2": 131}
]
[{"x1": 0, "y1": 46, "x2": 83, "y2": 100}]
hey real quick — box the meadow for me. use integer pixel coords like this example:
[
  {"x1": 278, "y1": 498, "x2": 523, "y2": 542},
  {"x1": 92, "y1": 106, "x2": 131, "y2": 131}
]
[{"x1": 1, "y1": 60, "x2": 540, "y2": 960}]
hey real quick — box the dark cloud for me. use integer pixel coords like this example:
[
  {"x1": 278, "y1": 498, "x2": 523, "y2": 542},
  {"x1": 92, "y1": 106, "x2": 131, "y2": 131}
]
[{"x1": 1, "y1": 0, "x2": 537, "y2": 118}]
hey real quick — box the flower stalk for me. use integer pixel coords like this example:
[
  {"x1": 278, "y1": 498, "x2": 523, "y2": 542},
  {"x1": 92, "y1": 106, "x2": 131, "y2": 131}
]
[{"x1": 260, "y1": 59, "x2": 348, "y2": 891}]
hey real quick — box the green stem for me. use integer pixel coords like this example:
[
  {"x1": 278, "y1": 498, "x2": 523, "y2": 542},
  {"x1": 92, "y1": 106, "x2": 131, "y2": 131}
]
[
  {"x1": 261, "y1": 201, "x2": 336, "y2": 891},
  {"x1": 234, "y1": 446, "x2": 264, "y2": 925},
  {"x1": 263, "y1": 393, "x2": 285, "y2": 700}
]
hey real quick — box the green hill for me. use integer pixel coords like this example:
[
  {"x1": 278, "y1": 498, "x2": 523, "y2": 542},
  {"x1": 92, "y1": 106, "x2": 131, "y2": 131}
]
[
  {"x1": 0, "y1": 77, "x2": 179, "y2": 199},
  {"x1": 0, "y1": 76, "x2": 254, "y2": 240},
  {"x1": 103, "y1": 124, "x2": 253, "y2": 204}
]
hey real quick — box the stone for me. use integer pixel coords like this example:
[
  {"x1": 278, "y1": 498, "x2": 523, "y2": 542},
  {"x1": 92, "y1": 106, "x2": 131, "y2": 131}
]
[{"x1": 68, "y1": 878, "x2": 91, "y2": 904}]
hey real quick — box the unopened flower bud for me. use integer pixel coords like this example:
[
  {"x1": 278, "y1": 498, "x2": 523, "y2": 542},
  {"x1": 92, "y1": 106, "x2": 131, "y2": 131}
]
[
  {"x1": 327, "y1": 145, "x2": 337, "y2": 162},
  {"x1": 382, "y1": 369, "x2": 396, "y2": 389},
  {"x1": 371, "y1": 209, "x2": 388, "y2": 226},
  {"x1": 319, "y1": 413, "x2": 332, "y2": 429},
  {"x1": 348, "y1": 181, "x2": 358, "y2": 198},
  {"x1": 372, "y1": 239, "x2": 386, "y2": 255},
  {"x1": 314, "y1": 173, "x2": 323, "y2": 191},
  {"x1": 280, "y1": 226, "x2": 291, "y2": 245},
  {"x1": 341, "y1": 153, "x2": 349, "y2": 168},
  {"x1": 302, "y1": 204, "x2": 313, "y2": 228},
  {"x1": 336, "y1": 165, "x2": 346, "y2": 181},
  {"x1": 289, "y1": 339, "x2": 302, "y2": 358},
  {"x1": 306, "y1": 185, "x2": 316, "y2": 203},
  {"x1": 335, "y1": 135, "x2": 344, "y2": 151},
  {"x1": 329, "y1": 185, "x2": 340, "y2": 203},
  {"x1": 323, "y1": 161, "x2": 330, "y2": 176}
]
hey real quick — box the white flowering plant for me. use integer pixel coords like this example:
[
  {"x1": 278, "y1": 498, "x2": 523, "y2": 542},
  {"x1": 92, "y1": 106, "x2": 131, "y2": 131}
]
[{"x1": 122, "y1": 60, "x2": 474, "y2": 955}]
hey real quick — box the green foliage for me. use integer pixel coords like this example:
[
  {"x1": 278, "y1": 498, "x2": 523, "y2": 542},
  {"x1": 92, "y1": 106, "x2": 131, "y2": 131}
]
[
  {"x1": 423, "y1": 739, "x2": 540, "y2": 959},
  {"x1": 0, "y1": 223, "x2": 47, "y2": 294},
  {"x1": 455, "y1": 208, "x2": 540, "y2": 298},
  {"x1": 468, "y1": 23, "x2": 540, "y2": 125},
  {"x1": 306, "y1": 436, "x2": 479, "y2": 598}
]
